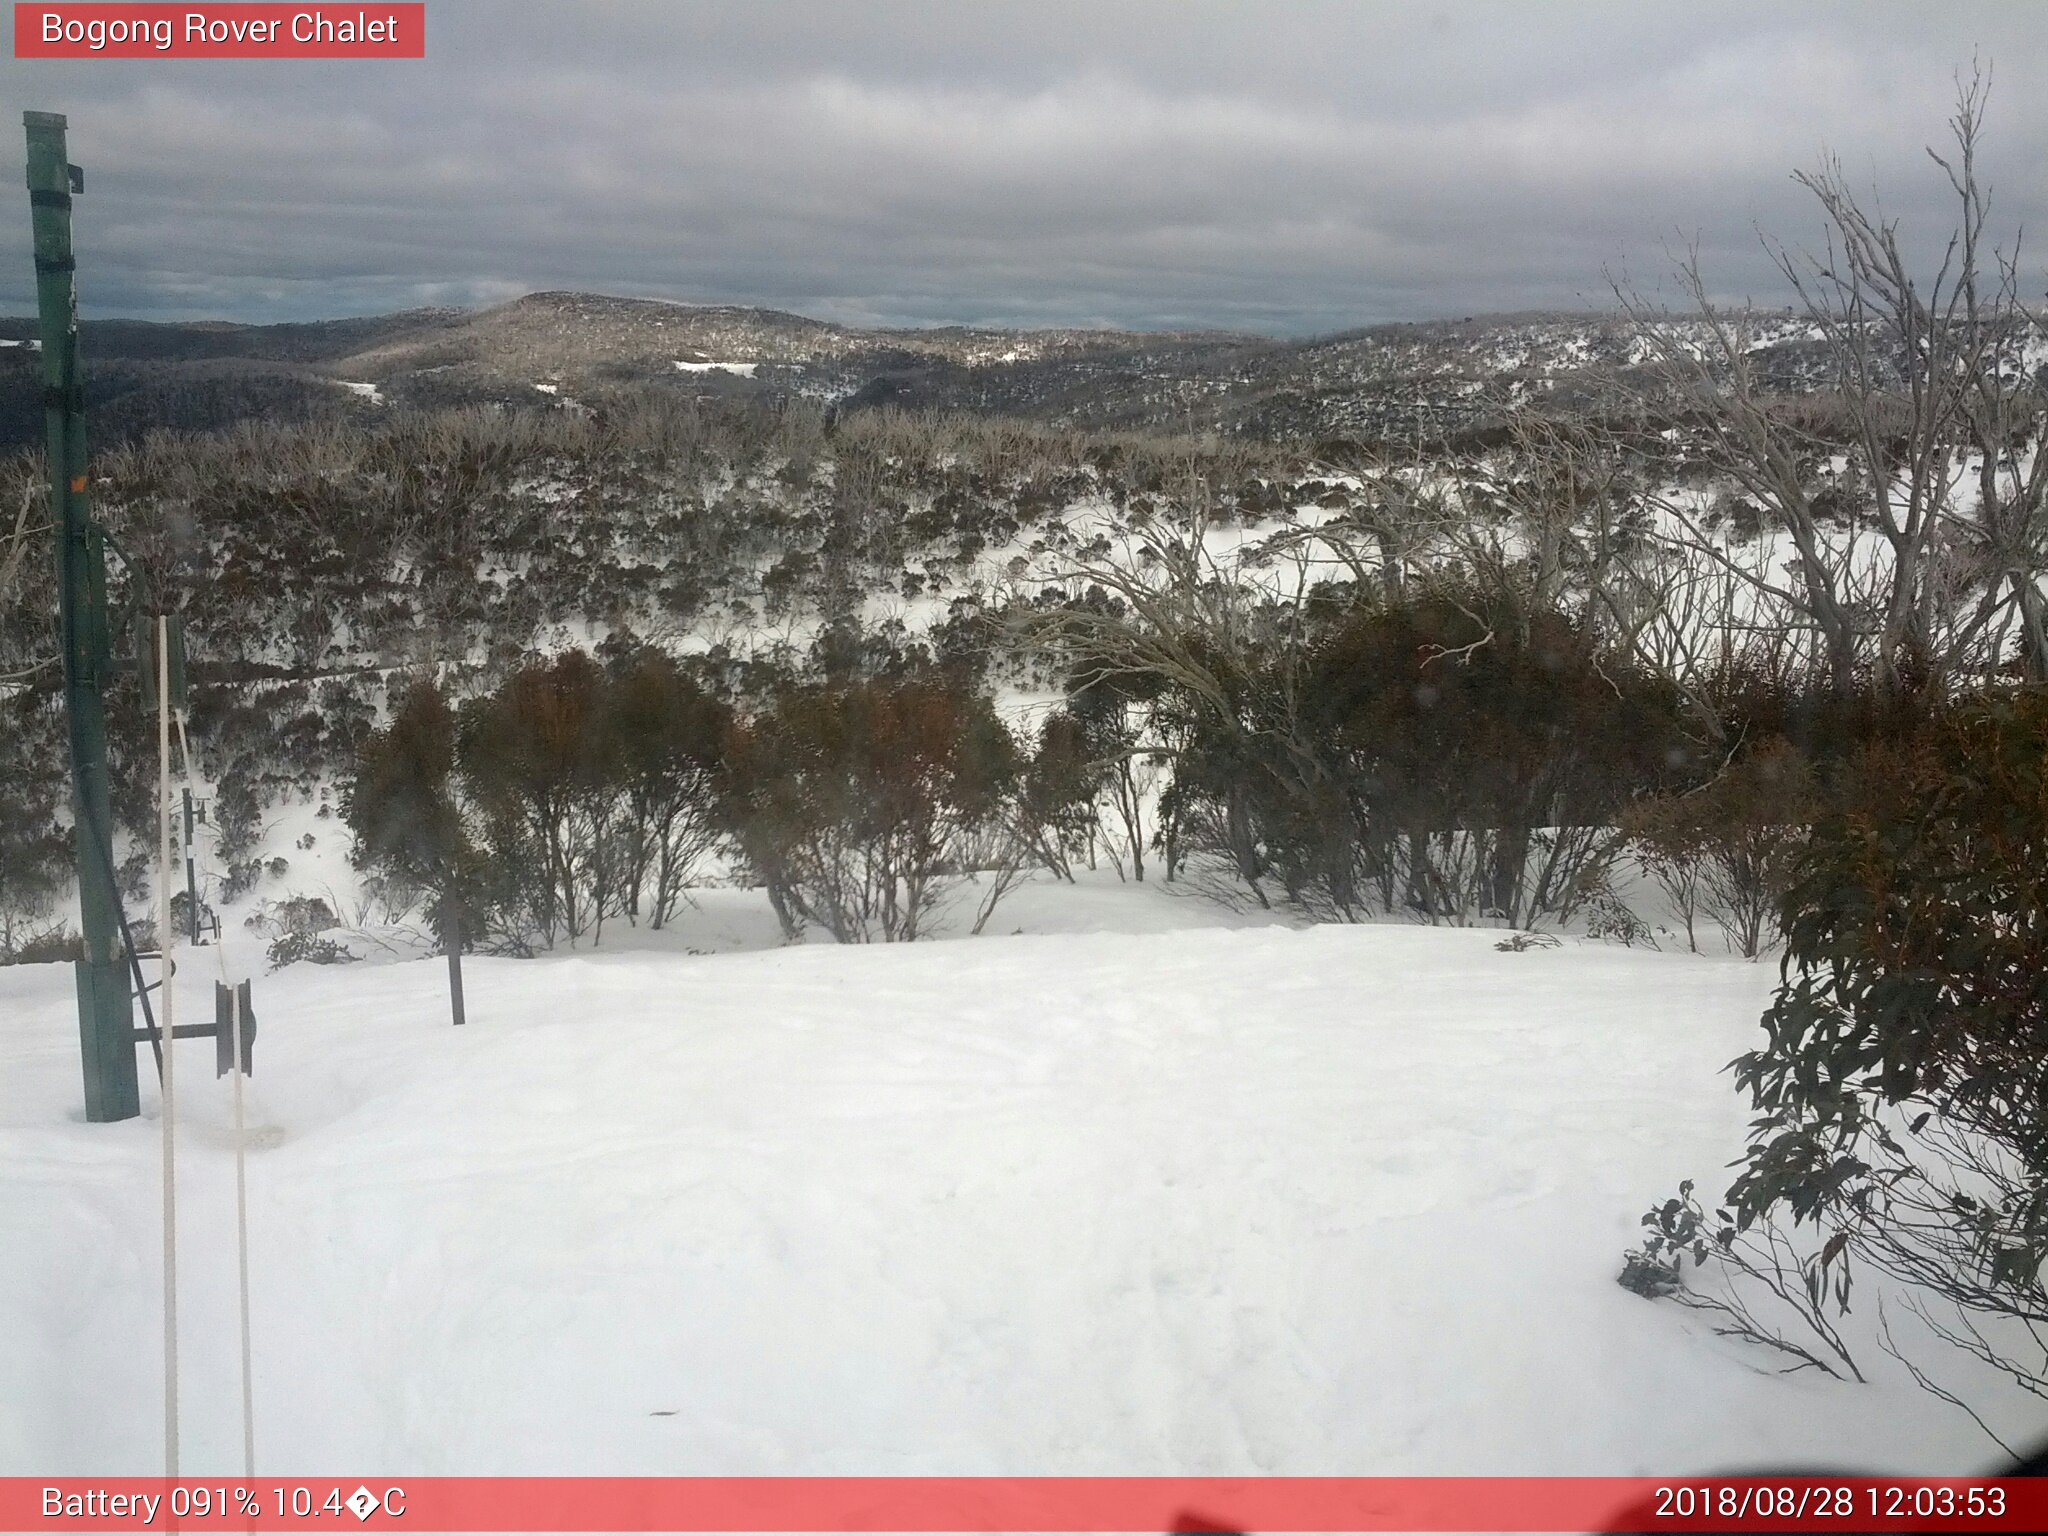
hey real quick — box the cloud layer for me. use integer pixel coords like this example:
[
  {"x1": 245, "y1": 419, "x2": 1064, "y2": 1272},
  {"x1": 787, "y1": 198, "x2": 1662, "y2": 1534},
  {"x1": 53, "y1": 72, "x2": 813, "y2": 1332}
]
[{"x1": 3, "y1": 0, "x2": 2044, "y2": 333}]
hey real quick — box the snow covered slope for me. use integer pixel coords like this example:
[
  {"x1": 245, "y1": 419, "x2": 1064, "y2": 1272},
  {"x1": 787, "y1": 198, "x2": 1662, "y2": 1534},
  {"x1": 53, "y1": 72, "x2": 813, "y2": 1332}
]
[{"x1": 3, "y1": 892, "x2": 2043, "y2": 1477}]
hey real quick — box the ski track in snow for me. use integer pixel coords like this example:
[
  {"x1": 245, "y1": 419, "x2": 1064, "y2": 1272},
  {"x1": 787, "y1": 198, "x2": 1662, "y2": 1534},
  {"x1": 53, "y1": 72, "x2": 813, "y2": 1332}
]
[{"x1": 4, "y1": 882, "x2": 2045, "y2": 1477}]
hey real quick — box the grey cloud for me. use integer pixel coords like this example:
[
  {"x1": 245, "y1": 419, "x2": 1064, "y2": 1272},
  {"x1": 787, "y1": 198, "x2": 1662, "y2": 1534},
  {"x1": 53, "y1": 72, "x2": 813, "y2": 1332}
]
[{"x1": 1, "y1": 1, "x2": 2043, "y2": 332}]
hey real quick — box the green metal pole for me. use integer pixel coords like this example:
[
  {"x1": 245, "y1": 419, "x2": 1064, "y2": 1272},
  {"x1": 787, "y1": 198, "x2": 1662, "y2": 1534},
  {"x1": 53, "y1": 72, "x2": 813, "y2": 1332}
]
[{"x1": 26, "y1": 110, "x2": 138, "y2": 1123}]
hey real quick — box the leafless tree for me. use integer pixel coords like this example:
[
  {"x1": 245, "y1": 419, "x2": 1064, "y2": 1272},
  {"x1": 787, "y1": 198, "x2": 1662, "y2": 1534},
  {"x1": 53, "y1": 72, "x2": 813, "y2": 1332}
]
[
  {"x1": 1007, "y1": 468, "x2": 1293, "y2": 898},
  {"x1": 0, "y1": 482, "x2": 48, "y2": 688},
  {"x1": 1618, "y1": 66, "x2": 2048, "y2": 692}
]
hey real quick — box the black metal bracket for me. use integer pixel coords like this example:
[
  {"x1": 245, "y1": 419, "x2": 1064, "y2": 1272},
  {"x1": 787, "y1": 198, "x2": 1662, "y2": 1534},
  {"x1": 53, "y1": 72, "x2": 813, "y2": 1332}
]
[{"x1": 127, "y1": 980, "x2": 255, "y2": 1077}]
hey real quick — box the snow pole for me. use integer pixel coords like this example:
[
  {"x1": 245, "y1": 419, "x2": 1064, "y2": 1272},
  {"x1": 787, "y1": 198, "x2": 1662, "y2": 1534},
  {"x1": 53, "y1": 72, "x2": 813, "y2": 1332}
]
[
  {"x1": 24, "y1": 110, "x2": 140, "y2": 1123},
  {"x1": 176, "y1": 708, "x2": 258, "y2": 1474},
  {"x1": 229, "y1": 979, "x2": 254, "y2": 1477},
  {"x1": 156, "y1": 612, "x2": 181, "y2": 1477}
]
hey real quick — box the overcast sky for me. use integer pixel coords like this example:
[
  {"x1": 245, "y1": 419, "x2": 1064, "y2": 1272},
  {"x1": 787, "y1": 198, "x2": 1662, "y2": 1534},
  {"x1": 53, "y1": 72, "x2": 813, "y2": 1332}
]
[{"x1": 1, "y1": 0, "x2": 2044, "y2": 335}]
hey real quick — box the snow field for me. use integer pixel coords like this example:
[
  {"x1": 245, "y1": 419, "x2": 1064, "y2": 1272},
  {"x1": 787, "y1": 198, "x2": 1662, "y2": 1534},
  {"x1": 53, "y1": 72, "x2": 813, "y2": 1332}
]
[{"x1": 8, "y1": 884, "x2": 2047, "y2": 1480}]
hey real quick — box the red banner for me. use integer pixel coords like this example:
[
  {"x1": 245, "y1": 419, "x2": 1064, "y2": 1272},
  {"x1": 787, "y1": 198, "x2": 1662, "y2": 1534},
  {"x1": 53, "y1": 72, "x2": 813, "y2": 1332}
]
[
  {"x1": 13, "y1": 4, "x2": 424, "y2": 58},
  {"x1": 2, "y1": 1476, "x2": 2043, "y2": 1532}
]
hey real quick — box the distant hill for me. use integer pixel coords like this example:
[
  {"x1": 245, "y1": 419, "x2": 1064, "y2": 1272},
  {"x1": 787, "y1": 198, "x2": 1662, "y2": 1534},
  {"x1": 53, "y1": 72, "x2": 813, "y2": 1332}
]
[{"x1": 0, "y1": 290, "x2": 1819, "y2": 450}]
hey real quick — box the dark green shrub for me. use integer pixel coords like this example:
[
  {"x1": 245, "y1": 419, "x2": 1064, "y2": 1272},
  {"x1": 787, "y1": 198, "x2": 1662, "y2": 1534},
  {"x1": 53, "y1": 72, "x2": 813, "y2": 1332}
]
[
  {"x1": 721, "y1": 669, "x2": 1020, "y2": 942},
  {"x1": 266, "y1": 930, "x2": 354, "y2": 970},
  {"x1": 0, "y1": 695, "x2": 71, "y2": 959},
  {"x1": 602, "y1": 649, "x2": 730, "y2": 930},
  {"x1": 1014, "y1": 709, "x2": 1103, "y2": 882},
  {"x1": 1622, "y1": 737, "x2": 1814, "y2": 956},
  {"x1": 457, "y1": 652, "x2": 618, "y2": 945},
  {"x1": 1, "y1": 923, "x2": 80, "y2": 966},
  {"x1": 1708, "y1": 687, "x2": 2048, "y2": 1393},
  {"x1": 1167, "y1": 584, "x2": 1687, "y2": 925}
]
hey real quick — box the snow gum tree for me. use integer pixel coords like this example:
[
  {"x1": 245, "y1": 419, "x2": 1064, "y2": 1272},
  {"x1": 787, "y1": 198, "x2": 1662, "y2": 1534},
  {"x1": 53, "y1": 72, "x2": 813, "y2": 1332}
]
[
  {"x1": 1731, "y1": 692, "x2": 2048, "y2": 1315},
  {"x1": 721, "y1": 670, "x2": 1021, "y2": 943},
  {"x1": 604, "y1": 649, "x2": 731, "y2": 932},
  {"x1": 343, "y1": 679, "x2": 477, "y2": 1023},
  {"x1": 1631, "y1": 688, "x2": 2048, "y2": 1421},
  {"x1": 457, "y1": 651, "x2": 622, "y2": 946}
]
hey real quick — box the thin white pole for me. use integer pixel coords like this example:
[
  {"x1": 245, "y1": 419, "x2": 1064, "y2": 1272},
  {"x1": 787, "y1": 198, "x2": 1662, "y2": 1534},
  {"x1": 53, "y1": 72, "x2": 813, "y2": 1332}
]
[
  {"x1": 157, "y1": 613, "x2": 179, "y2": 1476},
  {"x1": 230, "y1": 978, "x2": 254, "y2": 1476},
  {"x1": 175, "y1": 709, "x2": 256, "y2": 1476}
]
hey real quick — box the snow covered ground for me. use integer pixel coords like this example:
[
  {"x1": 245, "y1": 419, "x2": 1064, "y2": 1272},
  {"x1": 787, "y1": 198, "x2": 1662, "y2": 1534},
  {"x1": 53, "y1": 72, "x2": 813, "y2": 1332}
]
[{"x1": 4, "y1": 876, "x2": 2045, "y2": 1480}]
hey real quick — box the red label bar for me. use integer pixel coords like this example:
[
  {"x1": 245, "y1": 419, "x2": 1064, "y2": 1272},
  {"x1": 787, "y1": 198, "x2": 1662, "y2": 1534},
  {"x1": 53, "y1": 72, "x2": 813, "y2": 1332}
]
[
  {"x1": 3, "y1": 1477, "x2": 2043, "y2": 1532},
  {"x1": 14, "y1": 4, "x2": 424, "y2": 58}
]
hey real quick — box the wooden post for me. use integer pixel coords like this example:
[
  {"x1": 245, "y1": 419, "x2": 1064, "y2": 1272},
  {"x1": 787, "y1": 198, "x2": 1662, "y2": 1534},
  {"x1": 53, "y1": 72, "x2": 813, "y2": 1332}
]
[
  {"x1": 182, "y1": 788, "x2": 198, "y2": 944},
  {"x1": 443, "y1": 902, "x2": 466, "y2": 1027}
]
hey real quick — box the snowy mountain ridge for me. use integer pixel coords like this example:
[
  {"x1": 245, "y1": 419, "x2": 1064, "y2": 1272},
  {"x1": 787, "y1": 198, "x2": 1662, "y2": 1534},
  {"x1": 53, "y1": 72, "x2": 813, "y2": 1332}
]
[{"x1": 0, "y1": 292, "x2": 1852, "y2": 449}]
